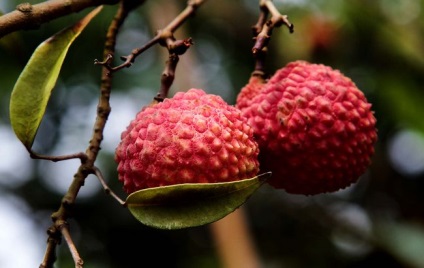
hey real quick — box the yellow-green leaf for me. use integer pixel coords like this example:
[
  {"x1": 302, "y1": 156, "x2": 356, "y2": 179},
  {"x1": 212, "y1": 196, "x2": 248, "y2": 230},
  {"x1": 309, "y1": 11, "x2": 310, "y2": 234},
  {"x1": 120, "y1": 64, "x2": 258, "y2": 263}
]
[
  {"x1": 126, "y1": 172, "x2": 271, "y2": 230},
  {"x1": 9, "y1": 6, "x2": 103, "y2": 149}
]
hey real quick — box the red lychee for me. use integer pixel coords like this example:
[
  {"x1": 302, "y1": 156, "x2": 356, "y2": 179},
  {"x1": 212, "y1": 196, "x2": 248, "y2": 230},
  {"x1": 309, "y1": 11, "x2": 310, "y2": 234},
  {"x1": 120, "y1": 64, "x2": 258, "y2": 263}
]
[
  {"x1": 115, "y1": 89, "x2": 260, "y2": 194},
  {"x1": 235, "y1": 75, "x2": 266, "y2": 110},
  {"x1": 236, "y1": 60, "x2": 377, "y2": 195}
]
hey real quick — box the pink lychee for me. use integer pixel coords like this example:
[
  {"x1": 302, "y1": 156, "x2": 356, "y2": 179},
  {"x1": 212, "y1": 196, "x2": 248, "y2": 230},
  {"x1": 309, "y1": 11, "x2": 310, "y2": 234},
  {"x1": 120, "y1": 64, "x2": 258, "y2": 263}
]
[
  {"x1": 235, "y1": 75, "x2": 266, "y2": 110},
  {"x1": 237, "y1": 60, "x2": 377, "y2": 195},
  {"x1": 115, "y1": 89, "x2": 260, "y2": 194}
]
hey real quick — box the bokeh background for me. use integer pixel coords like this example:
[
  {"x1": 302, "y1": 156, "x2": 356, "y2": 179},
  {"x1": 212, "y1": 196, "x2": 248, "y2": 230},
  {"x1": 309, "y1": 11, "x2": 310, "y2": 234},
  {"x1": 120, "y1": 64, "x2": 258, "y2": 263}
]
[{"x1": 1, "y1": 0, "x2": 424, "y2": 267}]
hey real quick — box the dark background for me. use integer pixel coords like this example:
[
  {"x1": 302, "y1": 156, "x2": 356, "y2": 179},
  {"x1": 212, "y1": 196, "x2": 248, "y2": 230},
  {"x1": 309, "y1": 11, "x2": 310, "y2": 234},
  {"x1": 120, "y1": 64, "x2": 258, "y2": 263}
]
[{"x1": 1, "y1": 1, "x2": 424, "y2": 267}]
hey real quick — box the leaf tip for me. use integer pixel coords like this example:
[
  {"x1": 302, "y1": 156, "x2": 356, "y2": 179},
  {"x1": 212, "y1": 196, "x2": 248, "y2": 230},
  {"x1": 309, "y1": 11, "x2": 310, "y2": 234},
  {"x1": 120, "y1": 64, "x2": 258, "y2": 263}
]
[{"x1": 257, "y1": 171, "x2": 272, "y2": 182}]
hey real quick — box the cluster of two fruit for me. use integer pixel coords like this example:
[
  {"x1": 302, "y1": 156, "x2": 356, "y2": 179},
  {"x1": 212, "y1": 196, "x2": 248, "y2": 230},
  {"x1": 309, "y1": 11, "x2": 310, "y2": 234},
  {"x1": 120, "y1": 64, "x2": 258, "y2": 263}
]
[{"x1": 115, "y1": 60, "x2": 378, "y2": 196}]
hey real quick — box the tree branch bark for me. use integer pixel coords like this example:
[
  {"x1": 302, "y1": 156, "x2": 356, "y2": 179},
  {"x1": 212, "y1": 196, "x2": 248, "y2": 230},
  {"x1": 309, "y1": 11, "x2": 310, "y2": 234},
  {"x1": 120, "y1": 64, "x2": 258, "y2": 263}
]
[
  {"x1": 39, "y1": 0, "x2": 138, "y2": 266},
  {"x1": 0, "y1": 0, "x2": 120, "y2": 39}
]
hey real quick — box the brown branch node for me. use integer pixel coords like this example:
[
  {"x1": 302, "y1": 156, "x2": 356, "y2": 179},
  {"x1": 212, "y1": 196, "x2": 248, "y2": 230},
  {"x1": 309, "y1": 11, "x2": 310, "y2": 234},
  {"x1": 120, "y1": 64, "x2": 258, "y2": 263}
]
[
  {"x1": 170, "y1": 38, "x2": 194, "y2": 55},
  {"x1": 94, "y1": 54, "x2": 114, "y2": 74},
  {"x1": 16, "y1": 3, "x2": 33, "y2": 13},
  {"x1": 97, "y1": 0, "x2": 205, "y2": 74},
  {"x1": 250, "y1": 0, "x2": 294, "y2": 77}
]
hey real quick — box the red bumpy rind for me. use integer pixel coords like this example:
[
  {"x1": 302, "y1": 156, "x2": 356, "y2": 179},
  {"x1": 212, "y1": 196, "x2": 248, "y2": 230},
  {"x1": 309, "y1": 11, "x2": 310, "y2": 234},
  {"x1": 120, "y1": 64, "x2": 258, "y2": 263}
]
[
  {"x1": 238, "y1": 60, "x2": 378, "y2": 195},
  {"x1": 115, "y1": 89, "x2": 260, "y2": 194}
]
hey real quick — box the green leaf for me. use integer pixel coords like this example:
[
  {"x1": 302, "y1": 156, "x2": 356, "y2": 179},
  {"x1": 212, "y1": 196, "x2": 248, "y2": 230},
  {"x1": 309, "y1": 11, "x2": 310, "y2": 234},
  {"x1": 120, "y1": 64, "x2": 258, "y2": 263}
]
[
  {"x1": 378, "y1": 77, "x2": 424, "y2": 134},
  {"x1": 9, "y1": 6, "x2": 103, "y2": 149},
  {"x1": 126, "y1": 172, "x2": 271, "y2": 230},
  {"x1": 374, "y1": 221, "x2": 424, "y2": 268}
]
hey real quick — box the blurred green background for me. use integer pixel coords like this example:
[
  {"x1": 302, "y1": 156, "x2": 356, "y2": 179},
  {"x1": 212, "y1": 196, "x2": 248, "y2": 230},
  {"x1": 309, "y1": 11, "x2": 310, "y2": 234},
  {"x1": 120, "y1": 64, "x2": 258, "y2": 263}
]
[{"x1": 1, "y1": 0, "x2": 424, "y2": 267}]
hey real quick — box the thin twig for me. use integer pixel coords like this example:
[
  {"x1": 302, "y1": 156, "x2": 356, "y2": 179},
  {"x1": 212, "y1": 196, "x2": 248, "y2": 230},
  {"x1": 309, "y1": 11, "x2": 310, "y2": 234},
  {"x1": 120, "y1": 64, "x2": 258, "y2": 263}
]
[
  {"x1": 167, "y1": 0, "x2": 203, "y2": 31},
  {"x1": 40, "y1": 1, "x2": 138, "y2": 267},
  {"x1": 263, "y1": 0, "x2": 293, "y2": 31},
  {"x1": 94, "y1": 36, "x2": 161, "y2": 73},
  {"x1": 94, "y1": 0, "x2": 205, "y2": 74},
  {"x1": 154, "y1": 54, "x2": 180, "y2": 102},
  {"x1": 251, "y1": 0, "x2": 294, "y2": 77},
  {"x1": 152, "y1": 37, "x2": 193, "y2": 102},
  {"x1": 93, "y1": 166, "x2": 126, "y2": 206},
  {"x1": 30, "y1": 151, "x2": 88, "y2": 163},
  {"x1": 60, "y1": 223, "x2": 84, "y2": 268},
  {"x1": 253, "y1": 0, "x2": 293, "y2": 54},
  {"x1": 252, "y1": 3, "x2": 269, "y2": 36}
]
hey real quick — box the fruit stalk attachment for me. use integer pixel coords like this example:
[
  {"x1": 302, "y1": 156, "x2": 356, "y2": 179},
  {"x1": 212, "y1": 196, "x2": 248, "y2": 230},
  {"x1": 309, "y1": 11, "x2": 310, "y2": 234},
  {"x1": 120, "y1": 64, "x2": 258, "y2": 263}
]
[
  {"x1": 251, "y1": 0, "x2": 294, "y2": 78},
  {"x1": 154, "y1": 37, "x2": 194, "y2": 102}
]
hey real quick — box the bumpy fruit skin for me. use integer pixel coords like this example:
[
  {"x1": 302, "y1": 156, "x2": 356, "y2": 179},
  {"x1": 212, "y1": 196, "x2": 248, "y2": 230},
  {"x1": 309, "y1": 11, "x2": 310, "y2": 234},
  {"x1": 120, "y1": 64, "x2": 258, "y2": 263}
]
[
  {"x1": 235, "y1": 75, "x2": 266, "y2": 110},
  {"x1": 115, "y1": 89, "x2": 260, "y2": 194},
  {"x1": 237, "y1": 61, "x2": 377, "y2": 195}
]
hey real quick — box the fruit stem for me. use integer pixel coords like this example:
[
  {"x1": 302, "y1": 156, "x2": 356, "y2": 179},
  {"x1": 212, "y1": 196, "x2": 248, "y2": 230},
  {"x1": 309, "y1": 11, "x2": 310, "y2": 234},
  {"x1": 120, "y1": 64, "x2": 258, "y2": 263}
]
[
  {"x1": 152, "y1": 37, "x2": 194, "y2": 103},
  {"x1": 252, "y1": 48, "x2": 267, "y2": 80},
  {"x1": 251, "y1": 0, "x2": 294, "y2": 78},
  {"x1": 155, "y1": 53, "x2": 180, "y2": 102},
  {"x1": 93, "y1": 166, "x2": 126, "y2": 206}
]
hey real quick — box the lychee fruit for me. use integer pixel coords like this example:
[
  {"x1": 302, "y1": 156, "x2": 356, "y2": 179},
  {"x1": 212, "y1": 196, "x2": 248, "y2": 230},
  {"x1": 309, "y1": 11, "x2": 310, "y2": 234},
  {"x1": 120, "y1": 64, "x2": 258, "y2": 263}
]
[
  {"x1": 115, "y1": 89, "x2": 260, "y2": 194},
  {"x1": 235, "y1": 75, "x2": 266, "y2": 110},
  {"x1": 236, "y1": 60, "x2": 377, "y2": 195}
]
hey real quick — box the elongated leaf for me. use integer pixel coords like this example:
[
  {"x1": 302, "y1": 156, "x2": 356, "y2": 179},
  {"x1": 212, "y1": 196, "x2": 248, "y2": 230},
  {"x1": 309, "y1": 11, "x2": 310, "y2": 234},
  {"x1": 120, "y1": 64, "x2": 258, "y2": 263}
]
[
  {"x1": 126, "y1": 172, "x2": 271, "y2": 230},
  {"x1": 374, "y1": 221, "x2": 424, "y2": 268},
  {"x1": 9, "y1": 6, "x2": 103, "y2": 149}
]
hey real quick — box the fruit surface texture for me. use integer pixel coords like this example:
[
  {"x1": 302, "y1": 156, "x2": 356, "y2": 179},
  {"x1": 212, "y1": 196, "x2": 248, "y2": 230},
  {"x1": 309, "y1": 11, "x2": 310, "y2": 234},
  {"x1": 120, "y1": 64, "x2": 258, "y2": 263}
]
[
  {"x1": 235, "y1": 75, "x2": 265, "y2": 110},
  {"x1": 237, "y1": 60, "x2": 377, "y2": 195},
  {"x1": 115, "y1": 89, "x2": 260, "y2": 194}
]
